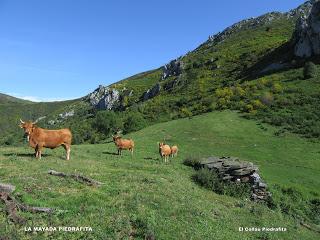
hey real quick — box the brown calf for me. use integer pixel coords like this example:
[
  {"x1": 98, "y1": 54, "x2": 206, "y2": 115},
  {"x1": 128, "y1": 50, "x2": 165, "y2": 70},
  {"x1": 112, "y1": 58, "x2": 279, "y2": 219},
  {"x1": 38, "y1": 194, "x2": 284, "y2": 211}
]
[
  {"x1": 112, "y1": 135, "x2": 134, "y2": 155},
  {"x1": 19, "y1": 119, "x2": 72, "y2": 160},
  {"x1": 170, "y1": 145, "x2": 178, "y2": 157}
]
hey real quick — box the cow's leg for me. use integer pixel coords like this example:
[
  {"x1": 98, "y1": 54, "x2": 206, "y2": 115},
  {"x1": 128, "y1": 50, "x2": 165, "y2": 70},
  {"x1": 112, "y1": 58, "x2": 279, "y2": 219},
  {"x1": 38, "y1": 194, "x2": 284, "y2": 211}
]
[
  {"x1": 35, "y1": 146, "x2": 40, "y2": 159},
  {"x1": 66, "y1": 145, "x2": 71, "y2": 160},
  {"x1": 38, "y1": 146, "x2": 43, "y2": 159},
  {"x1": 63, "y1": 144, "x2": 71, "y2": 160}
]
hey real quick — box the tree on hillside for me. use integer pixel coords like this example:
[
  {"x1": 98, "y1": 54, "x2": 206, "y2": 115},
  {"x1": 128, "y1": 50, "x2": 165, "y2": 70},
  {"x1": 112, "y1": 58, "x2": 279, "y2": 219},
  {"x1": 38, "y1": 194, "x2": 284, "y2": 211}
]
[
  {"x1": 93, "y1": 111, "x2": 123, "y2": 137},
  {"x1": 303, "y1": 61, "x2": 317, "y2": 79},
  {"x1": 123, "y1": 111, "x2": 147, "y2": 134}
]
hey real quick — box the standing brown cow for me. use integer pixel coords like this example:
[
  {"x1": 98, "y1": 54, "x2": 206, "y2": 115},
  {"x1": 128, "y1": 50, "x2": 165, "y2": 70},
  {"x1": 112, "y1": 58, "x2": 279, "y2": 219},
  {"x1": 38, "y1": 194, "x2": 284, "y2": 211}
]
[
  {"x1": 112, "y1": 135, "x2": 134, "y2": 155},
  {"x1": 19, "y1": 119, "x2": 72, "y2": 160},
  {"x1": 159, "y1": 142, "x2": 171, "y2": 163}
]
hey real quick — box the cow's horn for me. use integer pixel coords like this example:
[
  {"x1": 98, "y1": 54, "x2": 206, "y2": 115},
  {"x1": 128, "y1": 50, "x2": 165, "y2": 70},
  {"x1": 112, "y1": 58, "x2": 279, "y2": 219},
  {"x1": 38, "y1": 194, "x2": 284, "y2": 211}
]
[
  {"x1": 20, "y1": 119, "x2": 25, "y2": 124},
  {"x1": 32, "y1": 119, "x2": 39, "y2": 124}
]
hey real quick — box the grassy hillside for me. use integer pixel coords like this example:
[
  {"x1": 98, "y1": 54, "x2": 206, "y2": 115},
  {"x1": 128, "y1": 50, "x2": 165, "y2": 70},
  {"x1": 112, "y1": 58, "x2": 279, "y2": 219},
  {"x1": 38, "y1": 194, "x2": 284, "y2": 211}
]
[
  {"x1": 0, "y1": 111, "x2": 319, "y2": 239},
  {"x1": 0, "y1": 93, "x2": 31, "y2": 104},
  {"x1": 0, "y1": 99, "x2": 80, "y2": 145}
]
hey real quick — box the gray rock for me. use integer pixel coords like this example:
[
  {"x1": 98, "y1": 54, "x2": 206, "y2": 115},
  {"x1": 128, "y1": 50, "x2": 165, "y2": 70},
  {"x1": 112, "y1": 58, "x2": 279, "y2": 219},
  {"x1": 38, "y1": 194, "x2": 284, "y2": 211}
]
[
  {"x1": 58, "y1": 110, "x2": 74, "y2": 119},
  {"x1": 142, "y1": 83, "x2": 161, "y2": 101},
  {"x1": 258, "y1": 182, "x2": 267, "y2": 189},
  {"x1": 0, "y1": 183, "x2": 15, "y2": 193},
  {"x1": 86, "y1": 85, "x2": 120, "y2": 110},
  {"x1": 48, "y1": 120, "x2": 55, "y2": 125},
  {"x1": 162, "y1": 59, "x2": 183, "y2": 80},
  {"x1": 293, "y1": 1, "x2": 320, "y2": 58},
  {"x1": 199, "y1": 156, "x2": 271, "y2": 202}
]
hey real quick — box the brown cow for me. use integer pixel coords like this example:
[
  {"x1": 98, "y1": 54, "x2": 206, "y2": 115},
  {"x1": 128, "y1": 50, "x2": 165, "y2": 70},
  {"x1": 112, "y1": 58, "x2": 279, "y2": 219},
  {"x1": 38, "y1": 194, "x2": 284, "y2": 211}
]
[
  {"x1": 112, "y1": 135, "x2": 134, "y2": 155},
  {"x1": 19, "y1": 119, "x2": 72, "y2": 160},
  {"x1": 170, "y1": 145, "x2": 178, "y2": 157},
  {"x1": 159, "y1": 142, "x2": 171, "y2": 163}
]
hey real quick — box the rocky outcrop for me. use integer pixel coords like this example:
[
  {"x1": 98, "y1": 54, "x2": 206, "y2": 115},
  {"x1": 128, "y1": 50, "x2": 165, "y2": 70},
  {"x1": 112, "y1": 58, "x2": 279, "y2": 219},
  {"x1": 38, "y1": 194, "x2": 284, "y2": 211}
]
[
  {"x1": 59, "y1": 110, "x2": 74, "y2": 119},
  {"x1": 86, "y1": 85, "x2": 120, "y2": 110},
  {"x1": 142, "y1": 83, "x2": 161, "y2": 101},
  {"x1": 206, "y1": 1, "x2": 314, "y2": 47},
  {"x1": 286, "y1": 0, "x2": 314, "y2": 18},
  {"x1": 293, "y1": 0, "x2": 320, "y2": 58},
  {"x1": 162, "y1": 59, "x2": 183, "y2": 80},
  {"x1": 200, "y1": 156, "x2": 271, "y2": 202}
]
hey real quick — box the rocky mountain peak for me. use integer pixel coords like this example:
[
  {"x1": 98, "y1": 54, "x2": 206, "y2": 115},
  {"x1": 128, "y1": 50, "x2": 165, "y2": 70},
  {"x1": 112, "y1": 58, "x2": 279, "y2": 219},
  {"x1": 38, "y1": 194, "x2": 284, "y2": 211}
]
[
  {"x1": 205, "y1": 1, "x2": 314, "y2": 48},
  {"x1": 293, "y1": 0, "x2": 320, "y2": 58}
]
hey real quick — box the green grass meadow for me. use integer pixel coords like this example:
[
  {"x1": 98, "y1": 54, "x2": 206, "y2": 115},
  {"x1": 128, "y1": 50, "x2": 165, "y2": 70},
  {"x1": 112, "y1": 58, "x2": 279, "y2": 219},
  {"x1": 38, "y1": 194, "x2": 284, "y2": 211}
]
[{"x1": 0, "y1": 111, "x2": 319, "y2": 239}]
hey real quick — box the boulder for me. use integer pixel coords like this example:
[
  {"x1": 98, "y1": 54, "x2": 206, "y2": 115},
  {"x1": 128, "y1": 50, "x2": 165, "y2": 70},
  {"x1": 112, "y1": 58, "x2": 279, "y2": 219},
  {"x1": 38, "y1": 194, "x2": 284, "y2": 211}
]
[
  {"x1": 199, "y1": 156, "x2": 271, "y2": 202},
  {"x1": 0, "y1": 183, "x2": 15, "y2": 193}
]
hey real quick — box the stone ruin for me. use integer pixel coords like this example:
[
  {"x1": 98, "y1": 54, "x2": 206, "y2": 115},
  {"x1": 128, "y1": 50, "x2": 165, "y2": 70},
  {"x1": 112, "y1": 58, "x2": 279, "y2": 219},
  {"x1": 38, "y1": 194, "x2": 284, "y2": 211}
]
[{"x1": 200, "y1": 156, "x2": 271, "y2": 202}]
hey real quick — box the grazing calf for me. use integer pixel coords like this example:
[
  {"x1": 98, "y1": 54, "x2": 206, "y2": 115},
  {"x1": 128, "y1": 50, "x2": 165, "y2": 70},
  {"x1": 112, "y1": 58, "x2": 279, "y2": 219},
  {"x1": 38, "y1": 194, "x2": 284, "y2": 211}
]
[
  {"x1": 159, "y1": 142, "x2": 171, "y2": 163},
  {"x1": 19, "y1": 119, "x2": 72, "y2": 160},
  {"x1": 112, "y1": 135, "x2": 134, "y2": 155},
  {"x1": 170, "y1": 145, "x2": 178, "y2": 157}
]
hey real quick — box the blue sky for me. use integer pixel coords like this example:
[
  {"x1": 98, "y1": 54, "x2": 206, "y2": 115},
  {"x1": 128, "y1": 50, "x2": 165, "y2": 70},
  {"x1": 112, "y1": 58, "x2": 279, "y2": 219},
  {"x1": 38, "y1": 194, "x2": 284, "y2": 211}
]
[{"x1": 0, "y1": 0, "x2": 305, "y2": 101}]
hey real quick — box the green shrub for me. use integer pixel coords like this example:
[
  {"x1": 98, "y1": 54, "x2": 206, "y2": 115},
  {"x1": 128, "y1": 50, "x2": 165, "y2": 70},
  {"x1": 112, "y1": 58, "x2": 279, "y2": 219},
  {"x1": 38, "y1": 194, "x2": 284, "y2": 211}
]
[
  {"x1": 183, "y1": 157, "x2": 202, "y2": 169},
  {"x1": 307, "y1": 199, "x2": 320, "y2": 224},
  {"x1": 123, "y1": 111, "x2": 147, "y2": 134},
  {"x1": 251, "y1": 99, "x2": 264, "y2": 110},
  {"x1": 303, "y1": 61, "x2": 317, "y2": 79},
  {"x1": 93, "y1": 111, "x2": 123, "y2": 136},
  {"x1": 244, "y1": 104, "x2": 254, "y2": 113},
  {"x1": 193, "y1": 168, "x2": 251, "y2": 199},
  {"x1": 193, "y1": 168, "x2": 224, "y2": 194},
  {"x1": 272, "y1": 82, "x2": 283, "y2": 93},
  {"x1": 260, "y1": 92, "x2": 274, "y2": 106},
  {"x1": 179, "y1": 108, "x2": 193, "y2": 118}
]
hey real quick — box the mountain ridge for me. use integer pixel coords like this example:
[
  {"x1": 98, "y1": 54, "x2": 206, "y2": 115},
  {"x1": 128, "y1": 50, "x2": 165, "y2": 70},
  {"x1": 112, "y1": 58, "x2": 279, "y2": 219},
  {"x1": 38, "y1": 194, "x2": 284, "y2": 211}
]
[{"x1": 1, "y1": 0, "x2": 320, "y2": 145}]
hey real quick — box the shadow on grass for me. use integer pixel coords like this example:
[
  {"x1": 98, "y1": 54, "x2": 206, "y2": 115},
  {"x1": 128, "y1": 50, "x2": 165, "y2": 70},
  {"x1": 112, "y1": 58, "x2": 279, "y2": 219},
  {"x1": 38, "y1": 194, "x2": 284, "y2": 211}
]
[
  {"x1": 3, "y1": 152, "x2": 51, "y2": 157},
  {"x1": 144, "y1": 156, "x2": 161, "y2": 162},
  {"x1": 103, "y1": 151, "x2": 119, "y2": 156}
]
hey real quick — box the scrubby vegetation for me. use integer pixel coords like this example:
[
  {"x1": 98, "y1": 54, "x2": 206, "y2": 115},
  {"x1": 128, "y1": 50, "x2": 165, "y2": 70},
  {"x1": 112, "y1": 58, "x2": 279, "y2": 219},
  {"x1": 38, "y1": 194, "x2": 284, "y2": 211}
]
[{"x1": 192, "y1": 168, "x2": 251, "y2": 199}]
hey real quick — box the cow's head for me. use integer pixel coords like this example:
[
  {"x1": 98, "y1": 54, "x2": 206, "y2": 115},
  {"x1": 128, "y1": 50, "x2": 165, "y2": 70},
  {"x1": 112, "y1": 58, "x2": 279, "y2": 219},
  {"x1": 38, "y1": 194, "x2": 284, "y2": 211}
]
[
  {"x1": 112, "y1": 135, "x2": 121, "y2": 142},
  {"x1": 159, "y1": 142, "x2": 164, "y2": 148},
  {"x1": 19, "y1": 119, "x2": 36, "y2": 140}
]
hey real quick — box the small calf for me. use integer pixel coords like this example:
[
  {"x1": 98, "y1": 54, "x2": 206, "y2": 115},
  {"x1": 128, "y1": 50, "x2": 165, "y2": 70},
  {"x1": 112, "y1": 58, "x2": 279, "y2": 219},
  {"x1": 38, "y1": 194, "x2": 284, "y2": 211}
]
[{"x1": 170, "y1": 145, "x2": 178, "y2": 157}]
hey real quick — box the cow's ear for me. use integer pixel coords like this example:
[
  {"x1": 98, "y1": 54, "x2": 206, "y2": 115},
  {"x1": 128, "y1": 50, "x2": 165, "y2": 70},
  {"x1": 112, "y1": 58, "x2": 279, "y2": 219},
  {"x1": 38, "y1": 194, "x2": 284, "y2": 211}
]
[{"x1": 18, "y1": 124, "x2": 23, "y2": 128}]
